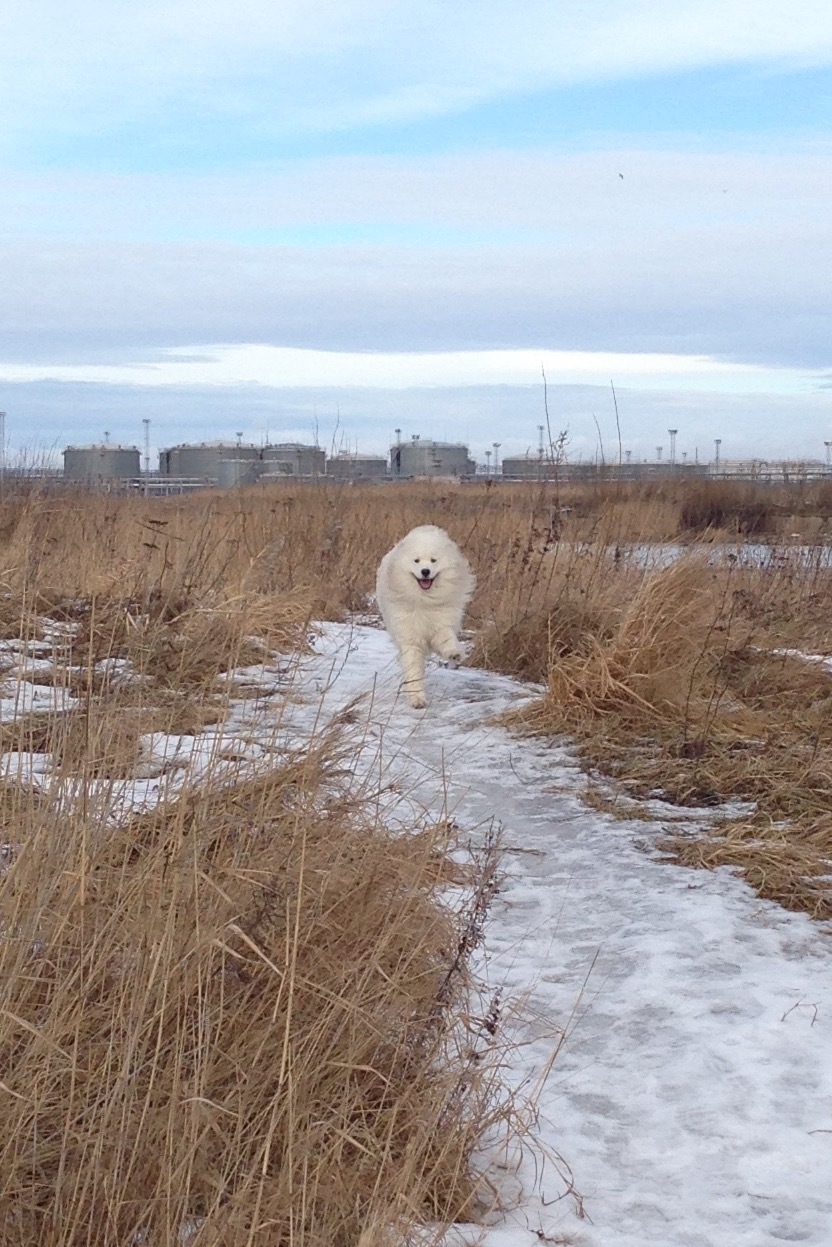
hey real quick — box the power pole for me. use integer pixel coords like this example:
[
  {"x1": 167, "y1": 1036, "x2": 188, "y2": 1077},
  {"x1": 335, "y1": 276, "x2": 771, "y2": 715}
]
[{"x1": 142, "y1": 419, "x2": 151, "y2": 493}]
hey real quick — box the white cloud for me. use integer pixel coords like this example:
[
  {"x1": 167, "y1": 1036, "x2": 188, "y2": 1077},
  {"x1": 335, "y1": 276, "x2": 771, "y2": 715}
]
[
  {"x1": 5, "y1": 145, "x2": 832, "y2": 240},
  {"x1": 1, "y1": 136, "x2": 830, "y2": 370},
  {"x1": 2, "y1": 1, "x2": 832, "y2": 146},
  {"x1": 0, "y1": 343, "x2": 822, "y2": 396}
]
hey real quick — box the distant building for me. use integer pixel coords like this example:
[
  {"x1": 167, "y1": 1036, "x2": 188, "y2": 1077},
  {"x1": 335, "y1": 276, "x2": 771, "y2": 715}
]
[
  {"x1": 389, "y1": 439, "x2": 474, "y2": 478},
  {"x1": 64, "y1": 444, "x2": 141, "y2": 482},
  {"x1": 159, "y1": 441, "x2": 325, "y2": 482},
  {"x1": 260, "y1": 444, "x2": 325, "y2": 477},
  {"x1": 159, "y1": 443, "x2": 260, "y2": 480},
  {"x1": 712, "y1": 459, "x2": 826, "y2": 481},
  {"x1": 501, "y1": 455, "x2": 559, "y2": 480},
  {"x1": 327, "y1": 454, "x2": 388, "y2": 480}
]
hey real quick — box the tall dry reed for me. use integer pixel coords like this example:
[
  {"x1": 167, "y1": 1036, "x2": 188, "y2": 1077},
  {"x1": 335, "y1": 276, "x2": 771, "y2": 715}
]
[{"x1": 0, "y1": 726, "x2": 507, "y2": 1247}]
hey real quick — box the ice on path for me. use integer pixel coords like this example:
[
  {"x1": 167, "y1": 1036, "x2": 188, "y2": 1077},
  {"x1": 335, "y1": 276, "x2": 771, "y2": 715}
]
[{"x1": 282, "y1": 622, "x2": 832, "y2": 1247}]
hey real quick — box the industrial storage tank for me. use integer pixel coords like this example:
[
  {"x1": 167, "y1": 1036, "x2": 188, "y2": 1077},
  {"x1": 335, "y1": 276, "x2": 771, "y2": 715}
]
[
  {"x1": 326, "y1": 454, "x2": 387, "y2": 481},
  {"x1": 390, "y1": 439, "x2": 473, "y2": 478},
  {"x1": 159, "y1": 443, "x2": 260, "y2": 480},
  {"x1": 217, "y1": 459, "x2": 270, "y2": 488},
  {"x1": 64, "y1": 444, "x2": 141, "y2": 482},
  {"x1": 261, "y1": 443, "x2": 325, "y2": 477}
]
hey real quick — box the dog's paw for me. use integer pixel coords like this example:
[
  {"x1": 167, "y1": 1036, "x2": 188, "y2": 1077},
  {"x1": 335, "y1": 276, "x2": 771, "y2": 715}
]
[
  {"x1": 408, "y1": 695, "x2": 428, "y2": 710},
  {"x1": 444, "y1": 650, "x2": 463, "y2": 668}
]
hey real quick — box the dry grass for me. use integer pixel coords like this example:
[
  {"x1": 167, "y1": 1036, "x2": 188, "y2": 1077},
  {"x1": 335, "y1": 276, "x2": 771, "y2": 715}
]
[
  {"x1": 0, "y1": 487, "x2": 518, "y2": 1244},
  {"x1": 0, "y1": 475, "x2": 830, "y2": 1242},
  {"x1": 0, "y1": 741, "x2": 506, "y2": 1246},
  {"x1": 500, "y1": 551, "x2": 832, "y2": 920},
  {"x1": 2, "y1": 482, "x2": 831, "y2": 922}
]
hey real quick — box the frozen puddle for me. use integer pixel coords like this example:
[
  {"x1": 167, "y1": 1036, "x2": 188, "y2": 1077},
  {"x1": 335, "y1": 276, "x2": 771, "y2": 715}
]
[{"x1": 283, "y1": 623, "x2": 832, "y2": 1247}]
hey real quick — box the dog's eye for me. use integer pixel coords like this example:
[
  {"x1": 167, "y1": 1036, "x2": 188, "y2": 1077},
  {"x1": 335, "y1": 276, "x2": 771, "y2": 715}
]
[
  {"x1": 413, "y1": 557, "x2": 420, "y2": 563},
  {"x1": 430, "y1": 558, "x2": 437, "y2": 563}
]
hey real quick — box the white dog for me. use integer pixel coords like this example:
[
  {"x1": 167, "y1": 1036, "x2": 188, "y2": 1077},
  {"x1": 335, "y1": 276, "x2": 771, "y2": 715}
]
[{"x1": 376, "y1": 524, "x2": 475, "y2": 709}]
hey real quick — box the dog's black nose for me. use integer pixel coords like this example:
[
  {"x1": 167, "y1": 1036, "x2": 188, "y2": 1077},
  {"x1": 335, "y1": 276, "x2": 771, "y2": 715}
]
[{"x1": 420, "y1": 567, "x2": 432, "y2": 578}]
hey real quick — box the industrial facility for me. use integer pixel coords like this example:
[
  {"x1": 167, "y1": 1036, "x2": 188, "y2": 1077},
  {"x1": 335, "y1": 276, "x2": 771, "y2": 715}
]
[
  {"x1": 261, "y1": 444, "x2": 326, "y2": 477},
  {"x1": 64, "y1": 444, "x2": 142, "y2": 483},
  {"x1": 326, "y1": 453, "x2": 388, "y2": 480},
  {"x1": 54, "y1": 433, "x2": 832, "y2": 492},
  {"x1": 389, "y1": 438, "x2": 475, "y2": 478},
  {"x1": 159, "y1": 443, "x2": 261, "y2": 480}
]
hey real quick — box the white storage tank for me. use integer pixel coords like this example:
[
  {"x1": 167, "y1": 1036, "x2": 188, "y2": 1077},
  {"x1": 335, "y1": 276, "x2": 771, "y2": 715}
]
[
  {"x1": 64, "y1": 444, "x2": 141, "y2": 482},
  {"x1": 390, "y1": 439, "x2": 472, "y2": 478},
  {"x1": 261, "y1": 443, "x2": 325, "y2": 477},
  {"x1": 327, "y1": 454, "x2": 387, "y2": 480},
  {"x1": 159, "y1": 443, "x2": 260, "y2": 480}
]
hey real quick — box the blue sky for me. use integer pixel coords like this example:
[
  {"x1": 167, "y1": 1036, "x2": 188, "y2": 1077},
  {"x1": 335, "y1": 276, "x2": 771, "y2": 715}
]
[{"x1": 1, "y1": 0, "x2": 831, "y2": 464}]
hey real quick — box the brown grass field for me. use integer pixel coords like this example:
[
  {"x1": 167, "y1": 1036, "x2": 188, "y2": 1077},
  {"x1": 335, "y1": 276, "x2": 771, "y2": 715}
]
[{"x1": 0, "y1": 476, "x2": 830, "y2": 1243}]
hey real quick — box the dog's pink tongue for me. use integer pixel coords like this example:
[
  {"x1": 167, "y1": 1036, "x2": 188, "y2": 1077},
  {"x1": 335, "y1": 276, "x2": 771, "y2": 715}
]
[{"x1": 418, "y1": 577, "x2": 433, "y2": 590}]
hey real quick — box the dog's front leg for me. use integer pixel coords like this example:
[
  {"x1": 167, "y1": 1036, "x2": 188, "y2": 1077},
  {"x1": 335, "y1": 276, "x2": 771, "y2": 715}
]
[
  {"x1": 399, "y1": 644, "x2": 427, "y2": 709},
  {"x1": 432, "y1": 627, "x2": 463, "y2": 666}
]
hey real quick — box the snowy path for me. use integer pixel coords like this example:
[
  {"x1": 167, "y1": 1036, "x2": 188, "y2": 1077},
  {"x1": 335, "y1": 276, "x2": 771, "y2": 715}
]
[{"x1": 285, "y1": 623, "x2": 832, "y2": 1247}]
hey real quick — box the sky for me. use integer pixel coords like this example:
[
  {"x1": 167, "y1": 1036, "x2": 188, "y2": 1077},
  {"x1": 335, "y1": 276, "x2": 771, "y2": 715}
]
[{"x1": 1, "y1": 0, "x2": 831, "y2": 466}]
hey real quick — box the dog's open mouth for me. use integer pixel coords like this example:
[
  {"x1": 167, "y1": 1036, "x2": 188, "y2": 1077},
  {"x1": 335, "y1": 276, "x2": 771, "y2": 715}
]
[{"x1": 417, "y1": 575, "x2": 434, "y2": 590}]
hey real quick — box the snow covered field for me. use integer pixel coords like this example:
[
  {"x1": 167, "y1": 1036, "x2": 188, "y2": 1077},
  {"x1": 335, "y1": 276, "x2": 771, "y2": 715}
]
[
  {"x1": 285, "y1": 624, "x2": 832, "y2": 1247},
  {"x1": 2, "y1": 620, "x2": 831, "y2": 1245}
]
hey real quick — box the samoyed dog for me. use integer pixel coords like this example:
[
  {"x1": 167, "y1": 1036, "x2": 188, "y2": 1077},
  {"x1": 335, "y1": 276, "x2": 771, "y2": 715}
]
[{"x1": 376, "y1": 525, "x2": 475, "y2": 709}]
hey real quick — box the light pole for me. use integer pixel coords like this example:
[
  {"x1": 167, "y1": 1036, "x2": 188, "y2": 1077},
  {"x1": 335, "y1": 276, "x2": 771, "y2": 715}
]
[
  {"x1": 236, "y1": 431, "x2": 243, "y2": 450},
  {"x1": 485, "y1": 449, "x2": 492, "y2": 476},
  {"x1": 714, "y1": 438, "x2": 722, "y2": 472},
  {"x1": 825, "y1": 441, "x2": 832, "y2": 471},
  {"x1": 493, "y1": 442, "x2": 501, "y2": 476},
  {"x1": 656, "y1": 446, "x2": 662, "y2": 462},
  {"x1": 538, "y1": 425, "x2": 545, "y2": 458},
  {"x1": 668, "y1": 428, "x2": 678, "y2": 467}
]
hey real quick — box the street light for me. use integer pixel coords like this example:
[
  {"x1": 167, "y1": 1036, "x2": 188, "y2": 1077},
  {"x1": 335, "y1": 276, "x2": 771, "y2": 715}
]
[
  {"x1": 485, "y1": 449, "x2": 492, "y2": 476},
  {"x1": 493, "y1": 442, "x2": 501, "y2": 476},
  {"x1": 714, "y1": 438, "x2": 722, "y2": 471},
  {"x1": 668, "y1": 428, "x2": 678, "y2": 467}
]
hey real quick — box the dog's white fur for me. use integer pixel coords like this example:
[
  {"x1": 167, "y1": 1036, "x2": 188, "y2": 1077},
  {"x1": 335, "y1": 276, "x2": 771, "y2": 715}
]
[{"x1": 376, "y1": 524, "x2": 475, "y2": 709}]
